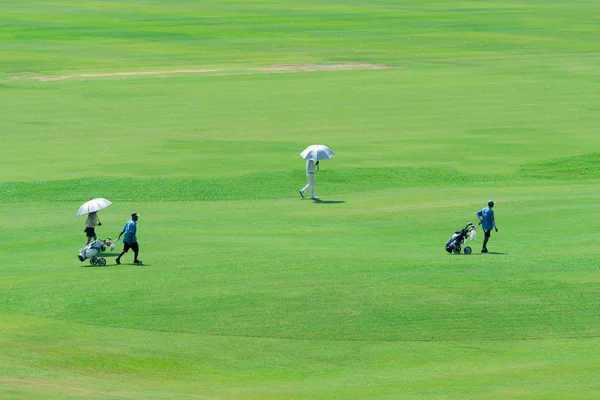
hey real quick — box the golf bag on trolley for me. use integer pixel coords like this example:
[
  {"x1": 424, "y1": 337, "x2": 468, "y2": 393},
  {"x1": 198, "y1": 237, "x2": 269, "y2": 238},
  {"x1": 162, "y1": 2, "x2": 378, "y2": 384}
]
[
  {"x1": 445, "y1": 222, "x2": 477, "y2": 254},
  {"x1": 78, "y1": 238, "x2": 114, "y2": 266}
]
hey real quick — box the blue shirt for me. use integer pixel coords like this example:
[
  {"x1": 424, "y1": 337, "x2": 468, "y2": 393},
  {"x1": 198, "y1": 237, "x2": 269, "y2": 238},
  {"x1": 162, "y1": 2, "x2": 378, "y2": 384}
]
[
  {"x1": 476, "y1": 207, "x2": 495, "y2": 231},
  {"x1": 123, "y1": 219, "x2": 137, "y2": 243}
]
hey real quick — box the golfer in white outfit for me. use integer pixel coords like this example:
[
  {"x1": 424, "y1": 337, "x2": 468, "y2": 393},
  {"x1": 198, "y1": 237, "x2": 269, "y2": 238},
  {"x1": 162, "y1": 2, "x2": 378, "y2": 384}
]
[{"x1": 299, "y1": 159, "x2": 319, "y2": 200}]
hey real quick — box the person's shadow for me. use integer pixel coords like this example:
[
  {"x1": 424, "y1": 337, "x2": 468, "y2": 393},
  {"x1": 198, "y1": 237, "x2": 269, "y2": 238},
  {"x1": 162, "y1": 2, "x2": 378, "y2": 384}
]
[{"x1": 312, "y1": 199, "x2": 345, "y2": 204}]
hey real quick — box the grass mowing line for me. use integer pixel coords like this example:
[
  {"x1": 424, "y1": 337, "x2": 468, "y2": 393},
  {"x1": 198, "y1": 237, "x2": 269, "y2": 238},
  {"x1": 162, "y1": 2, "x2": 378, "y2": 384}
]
[
  {"x1": 4, "y1": 153, "x2": 599, "y2": 204},
  {"x1": 305, "y1": 19, "x2": 520, "y2": 33},
  {"x1": 98, "y1": 123, "x2": 392, "y2": 163},
  {"x1": 0, "y1": 168, "x2": 507, "y2": 203},
  {"x1": 15, "y1": 69, "x2": 219, "y2": 81},
  {"x1": 97, "y1": 122, "x2": 321, "y2": 154},
  {"x1": 7, "y1": 306, "x2": 600, "y2": 344}
]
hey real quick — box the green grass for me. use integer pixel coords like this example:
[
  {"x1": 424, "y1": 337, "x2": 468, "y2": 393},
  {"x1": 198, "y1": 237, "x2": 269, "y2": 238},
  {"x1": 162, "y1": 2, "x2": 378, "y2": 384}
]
[{"x1": 1, "y1": 1, "x2": 600, "y2": 399}]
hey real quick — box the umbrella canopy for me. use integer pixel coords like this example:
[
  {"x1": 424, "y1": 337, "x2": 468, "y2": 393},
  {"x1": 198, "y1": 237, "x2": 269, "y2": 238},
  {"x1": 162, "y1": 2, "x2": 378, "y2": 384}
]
[
  {"x1": 300, "y1": 144, "x2": 335, "y2": 161},
  {"x1": 77, "y1": 198, "x2": 112, "y2": 216}
]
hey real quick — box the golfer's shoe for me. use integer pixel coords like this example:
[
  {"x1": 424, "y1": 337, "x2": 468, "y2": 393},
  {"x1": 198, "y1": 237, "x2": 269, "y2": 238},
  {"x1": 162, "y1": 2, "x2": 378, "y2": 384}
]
[{"x1": 299, "y1": 190, "x2": 304, "y2": 198}]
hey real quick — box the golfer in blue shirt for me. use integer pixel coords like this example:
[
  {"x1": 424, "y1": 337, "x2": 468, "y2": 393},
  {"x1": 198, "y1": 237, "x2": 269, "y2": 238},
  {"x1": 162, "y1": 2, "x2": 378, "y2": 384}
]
[
  {"x1": 116, "y1": 213, "x2": 142, "y2": 265},
  {"x1": 476, "y1": 200, "x2": 498, "y2": 253}
]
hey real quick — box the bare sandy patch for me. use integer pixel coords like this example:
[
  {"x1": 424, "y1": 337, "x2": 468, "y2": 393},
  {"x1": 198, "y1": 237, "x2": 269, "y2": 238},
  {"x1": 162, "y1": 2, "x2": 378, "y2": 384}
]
[
  {"x1": 256, "y1": 63, "x2": 393, "y2": 73},
  {"x1": 10, "y1": 63, "x2": 395, "y2": 82}
]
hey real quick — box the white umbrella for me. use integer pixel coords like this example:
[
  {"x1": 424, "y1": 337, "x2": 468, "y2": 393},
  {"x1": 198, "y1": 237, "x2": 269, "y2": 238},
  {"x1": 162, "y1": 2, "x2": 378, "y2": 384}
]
[
  {"x1": 300, "y1": 144, "x2": 335, "y2": 161},
  {"x1": 77, "y1": 198, "x2": 112, "y2": 216}
]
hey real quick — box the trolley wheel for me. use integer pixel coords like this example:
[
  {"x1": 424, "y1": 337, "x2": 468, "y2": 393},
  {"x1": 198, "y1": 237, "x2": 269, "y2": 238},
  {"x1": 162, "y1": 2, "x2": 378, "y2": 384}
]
[
  {"x1": 464, "y1": 246, "x2": 472, "y2": 255},
  {"x1": 89, "y1": 256, "x2": 98, "y2": 265},
  {"x1": 453, "y1": 246, "x2": 461, "y2": 254},
  {"x1": 97, "y1": 258, "x2": 107, "y2": 266}
]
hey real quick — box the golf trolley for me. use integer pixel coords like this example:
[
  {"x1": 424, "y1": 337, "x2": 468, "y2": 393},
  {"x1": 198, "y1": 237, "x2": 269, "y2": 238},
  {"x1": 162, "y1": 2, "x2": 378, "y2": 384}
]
[
  {"x1": 78, "y1": 238, "x2": 115, "y2": 266},
  {"x1": 445, "y1": 222, "x2": 477, "y2": 255}
]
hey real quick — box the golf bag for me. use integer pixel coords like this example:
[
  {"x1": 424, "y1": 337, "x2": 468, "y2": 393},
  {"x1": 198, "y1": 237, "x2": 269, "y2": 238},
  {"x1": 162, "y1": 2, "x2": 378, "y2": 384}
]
[
  {"x1": 445, "y1": 222, "x2": 477, "y2": 254},
  {"x1": 78, "y1": 238, "x2": 114, "y2": 266}
]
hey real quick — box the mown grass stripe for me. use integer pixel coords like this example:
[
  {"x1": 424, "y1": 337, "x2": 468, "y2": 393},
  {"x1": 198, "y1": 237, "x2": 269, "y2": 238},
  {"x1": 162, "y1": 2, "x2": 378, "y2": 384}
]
[{"x1": 0, "y1": 167, "x2": 505, "y2": 203}]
